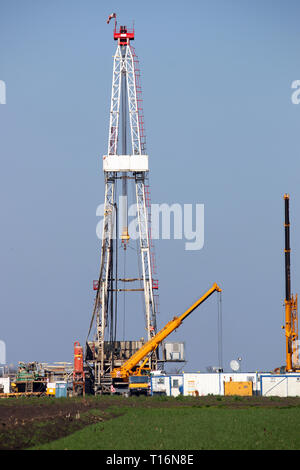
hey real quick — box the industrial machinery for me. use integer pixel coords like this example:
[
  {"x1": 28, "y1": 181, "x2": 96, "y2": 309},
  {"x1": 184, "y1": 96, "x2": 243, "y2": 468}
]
[
  {"x1": 73, "y1": 342, "x2": 85, "y2": 396},
  {"x1": 110, "y1": 283, "x2": 222, "y2": 395},
  {"x1": 86, "y1": 16, "x2": 160, "y2": 394},
  {"x1": 282, "y1": 194, "x2": 300, "y2": 372},
  {"x1": 14, "y1": 362, "x2": 47, "y2": 393},
  {"x1": 42, "y1": 362, "x2": 73, "y2": 383}
]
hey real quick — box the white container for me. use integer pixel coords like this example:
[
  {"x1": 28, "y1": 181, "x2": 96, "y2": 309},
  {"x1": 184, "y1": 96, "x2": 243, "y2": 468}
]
[
  {"x1": 151, "y1": 375, "x2": 171, "y2": 396},
  {"x1": 0, "y1": 377, "x2": 10, "y2": 393},
  {"x1": 163, "y1": 342, "x2": 185, "y2": 362},
  {"x1": 260, "y1": 374, "x2": 300, "y2": 397},
  {"x1": 47, "y1": 382, "x2": 56, "y2": 395},
  {"x1": 170, "y1": 375, "x2": 183, "y2": 397},
  {"x1": 183, "y1": 372, "x2": 259, "y2": 396},
  {"x1": 183, "y1": 373, "x2": 222, "y2": 396}
]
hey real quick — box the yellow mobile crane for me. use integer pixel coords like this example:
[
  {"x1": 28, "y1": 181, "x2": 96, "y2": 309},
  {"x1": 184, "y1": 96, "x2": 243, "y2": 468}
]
[
  {"x1": 283, "y1": 194, "x2": 300, "y2": 372},
  {"x1": 111, "y1": 283, "x2": 222, "y2": 395}
]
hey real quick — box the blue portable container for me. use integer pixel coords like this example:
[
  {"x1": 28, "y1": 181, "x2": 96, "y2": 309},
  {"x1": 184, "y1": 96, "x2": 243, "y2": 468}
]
[{"x1": 55, "y1": 382, "x2": 67, "y2": 398}]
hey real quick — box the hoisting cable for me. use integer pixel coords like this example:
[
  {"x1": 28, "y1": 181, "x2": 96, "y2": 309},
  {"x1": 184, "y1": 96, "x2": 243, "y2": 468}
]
[
  {"x1": 123, "y1": 249, "x2": 126, "y2": 341},
  {"x1": 217, "y1": 291, "x2": 223, "y2": 371},
  {"x1": 114, "y1": 202, "x2": 118, "y2": 343}
]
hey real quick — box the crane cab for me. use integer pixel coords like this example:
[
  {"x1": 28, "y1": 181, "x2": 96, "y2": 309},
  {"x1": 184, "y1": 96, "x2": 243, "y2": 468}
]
[{"x1": 128, "y1": 375, "x2": 150, "y2": 396}]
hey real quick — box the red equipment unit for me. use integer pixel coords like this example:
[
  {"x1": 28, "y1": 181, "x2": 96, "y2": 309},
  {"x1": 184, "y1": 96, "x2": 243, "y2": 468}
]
[
  {"x1": 73, "y1": 341, "x2": 85, "y2": 396},
  {"x1": 114, "y1": 24, "x2": 134, "y2": 44},
  {"x1": 74, "y1": 341, "x2": 84, "y2": 373}
]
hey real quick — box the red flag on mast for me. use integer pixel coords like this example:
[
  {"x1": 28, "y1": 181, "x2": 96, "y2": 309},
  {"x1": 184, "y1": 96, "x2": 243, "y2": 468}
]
[{"x1": 107, "y1": 13, "x2": 116, "y2": 24}]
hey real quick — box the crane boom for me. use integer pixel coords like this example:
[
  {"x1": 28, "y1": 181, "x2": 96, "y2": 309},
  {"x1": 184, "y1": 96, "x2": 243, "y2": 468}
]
[
  {"x1": 111, "y1": 283, "x2": 222, "y2": 379},
  {"x1": 283, "y1": 194, "x2": 299, "y2": 372}
]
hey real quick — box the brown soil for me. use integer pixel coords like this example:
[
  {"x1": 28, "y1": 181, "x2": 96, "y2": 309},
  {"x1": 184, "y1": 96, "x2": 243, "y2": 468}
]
[
  {"x1": 1, "y1": 395, "x2": 300, "y2": 450},
  {"x1": 0, "y1": 397, "x2": 120, "y2": 450}
]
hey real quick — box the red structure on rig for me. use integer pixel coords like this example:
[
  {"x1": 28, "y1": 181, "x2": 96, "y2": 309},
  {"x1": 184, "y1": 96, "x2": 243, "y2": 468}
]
[{"x1": 73, "y1": 341, "x2": 85, "y2": 396}]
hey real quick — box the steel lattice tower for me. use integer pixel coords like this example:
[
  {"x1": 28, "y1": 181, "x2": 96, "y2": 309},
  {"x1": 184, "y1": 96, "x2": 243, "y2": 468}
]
[{"x1": 86, "y1": 20, "x2": 159, "y2": 393}]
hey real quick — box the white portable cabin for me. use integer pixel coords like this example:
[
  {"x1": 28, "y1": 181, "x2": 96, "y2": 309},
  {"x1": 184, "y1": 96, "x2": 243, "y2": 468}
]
[
  {"x1": 0, "y1": 377, "x2": 10, "y2": 394},
  {"x1": 183, "y1": 372, "x2": 259, "y2": 396},
  {"x1": 150, "y1": 375, "x2": 183, "y2": 397},
  {"x1": 151, "y1": 375, "x2": 171, "y2": 396},
  {"x1": 170, "y1": 375, "x2": 183, "y2": 397},
  {"x1": 183, "y1": 373, "x2": 222, "y2": 396},
  {"x1": 260, "y1": 374, "x2": 300, "y2": 397}
]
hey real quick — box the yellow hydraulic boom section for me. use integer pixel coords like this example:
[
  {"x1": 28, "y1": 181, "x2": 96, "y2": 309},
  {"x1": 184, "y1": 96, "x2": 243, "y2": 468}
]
[
  {"x1": 283, "y1": 194, "x2": 299, "y2": 372},
  {"x1": 111, "y1": 283, "x2": 222, "y2": 379}
]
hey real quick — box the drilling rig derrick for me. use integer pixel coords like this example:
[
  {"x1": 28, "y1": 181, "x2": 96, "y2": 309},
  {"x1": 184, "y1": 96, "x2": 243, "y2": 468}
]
[{"x1": 86, "y1": 18, "x2": 159, "y2": 394}]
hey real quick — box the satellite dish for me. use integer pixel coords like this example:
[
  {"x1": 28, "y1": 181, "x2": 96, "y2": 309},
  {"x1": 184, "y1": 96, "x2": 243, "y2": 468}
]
[{"x1": 230, "y1": 360, "x2": 240, "y2": 372}]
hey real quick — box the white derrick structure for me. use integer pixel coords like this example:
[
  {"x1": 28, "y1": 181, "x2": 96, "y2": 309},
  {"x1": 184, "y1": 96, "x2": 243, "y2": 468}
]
[{"x1": 89, "y1": 25, "x2": 158, "y2": 391}]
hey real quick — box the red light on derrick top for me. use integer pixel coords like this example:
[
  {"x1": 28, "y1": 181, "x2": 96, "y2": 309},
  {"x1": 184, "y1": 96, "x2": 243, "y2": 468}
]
[{"x1": 114, "y1": 24, "x2": 134, "y2": 44}]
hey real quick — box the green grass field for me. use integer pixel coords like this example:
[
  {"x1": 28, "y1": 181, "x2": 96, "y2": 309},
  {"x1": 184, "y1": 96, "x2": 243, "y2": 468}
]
[
  {"x1": 33, "y1": 405, "x2": 300, "y2": 450},
  {"x1": 2, "y1": 395, "x2": 300, "y2": 450}
]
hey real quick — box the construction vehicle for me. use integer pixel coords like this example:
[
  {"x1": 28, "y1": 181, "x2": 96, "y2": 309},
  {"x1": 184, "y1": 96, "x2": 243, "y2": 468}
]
[
  {"x1": 282, "y1": 194, "x2": 300, "y2": 372},
  {"x1": 110, "y1": 283, "x2": 222, "y2": 395},
  {"x1": 14, "y1": 362, "x2": 47, "y2": 393},
  {"x1": 128, "y1": 373, "x2": 151, "y2": 396}
]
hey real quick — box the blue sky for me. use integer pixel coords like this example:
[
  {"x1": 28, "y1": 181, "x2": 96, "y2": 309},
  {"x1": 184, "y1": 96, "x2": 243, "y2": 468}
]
[{"x1": 1, "y1": 0, "x2": 300, "y2": 372}]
